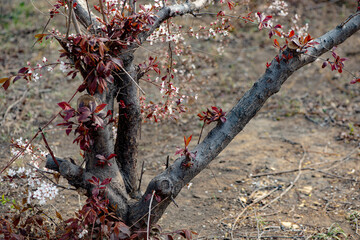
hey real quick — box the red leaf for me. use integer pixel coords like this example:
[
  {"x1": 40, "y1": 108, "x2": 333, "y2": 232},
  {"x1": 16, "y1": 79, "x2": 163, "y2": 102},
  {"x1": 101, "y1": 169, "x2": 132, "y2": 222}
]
[
  {"x1": 175, "y1": 148, "x2": 184, "y2": 155},
  {"x1": 58, "y1": 102, "x2": 72, "y2": 110},
  {"x1": 18, "y1": 67, "x2": 29, "y2": 74},
  {"x1": 96, "y1": 154, "x2": 107, "y2": 161},
  {"x1": 288, "y1": 30, "x2": 295, "y2": 38},
  {"x1": 95, "y1": 103, "x2": 107, "y2": 113},
  {"x1": 273, "y1": 39, "x2": 280, "y2": 48},
  {"x1": 65, "y1": 125, "x2": 72, "y2": 135},
  {"x1": 78, "y1": 107, "x2": 92, "y2": 122},
  {"x1": 101, "y1": 178, "x2": 112, "y2": 185},
  {"x1": 227, "y1": 0, "x2": 235, "y2": 10},
  {"x1": 184, "y1": 135, "x2": 192, "y2": 147},
  {"x1": 350, "y1": 78, "x2": 360, "y2": 84},
  {"x1": 78, "y1": 83, "x2": 87, "y2": 92},
  {"x1": 107, "y1": 153, "x2": 117, "y2": 160},
  {"x1": 1, "y1": 77, "x2": 10, "y2": 90},
  {"x1": 155, "y1": 194, "x2": 162, "y2": 202}
]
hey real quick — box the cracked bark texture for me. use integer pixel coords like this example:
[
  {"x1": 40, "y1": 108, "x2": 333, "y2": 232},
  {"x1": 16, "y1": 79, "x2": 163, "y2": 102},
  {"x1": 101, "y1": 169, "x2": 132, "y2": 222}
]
[{"x1": 46, "y1": 0, "x2": 360, "y2": 228}]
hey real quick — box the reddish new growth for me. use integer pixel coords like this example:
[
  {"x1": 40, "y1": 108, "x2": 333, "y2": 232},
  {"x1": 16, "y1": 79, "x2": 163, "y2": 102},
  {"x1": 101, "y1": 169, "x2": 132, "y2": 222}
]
[
  {"x1": 285, "y1": 30, "x2": 317, "y2": 52},
  {"x1": 57, "y1": 101, "x2": 112, "y2": 151},
  {"x1": 322, "y1": 48, "x2": 347, "y2": 73},
  {"x1": 269, "y1": 30, "x2": 318, "y2": 67},
  {"x1": 256, "y1": 12, "x2": 272, "y2": 31},
  {"x1": 96, "y1": 153, "x2": 117, "y2": 167},
  {"x1": 61, "y1": 177, "x2": 133, "y2": 239},
  {"x1": 198, "y1": 106, "x2": 227, "y2": 125},
  {"x1": 175, "y1": 135, "x2": 197, "y2": 168}
]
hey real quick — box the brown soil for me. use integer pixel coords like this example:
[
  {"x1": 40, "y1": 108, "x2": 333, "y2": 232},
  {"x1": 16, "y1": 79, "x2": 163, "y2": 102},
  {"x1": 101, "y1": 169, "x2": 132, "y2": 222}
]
[{"x1": 1, "y1": 0, "x2": 360, "y2": 239}]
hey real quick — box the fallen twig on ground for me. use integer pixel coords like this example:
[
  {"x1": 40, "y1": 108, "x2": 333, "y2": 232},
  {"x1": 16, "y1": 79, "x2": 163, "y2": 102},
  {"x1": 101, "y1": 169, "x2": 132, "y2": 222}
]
[
  {"x1": 230, "y1": 187, "x2": 280, "y2": 240},
  {"x1": 259, "y1": 147, "x2": 306, "y2": 211}
]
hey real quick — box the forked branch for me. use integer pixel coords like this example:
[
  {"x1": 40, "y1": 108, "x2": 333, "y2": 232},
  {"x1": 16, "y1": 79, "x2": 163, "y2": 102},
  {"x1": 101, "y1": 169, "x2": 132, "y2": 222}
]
[{"x1": 128, "y1": 12, "x2": 360, "y2": 227}]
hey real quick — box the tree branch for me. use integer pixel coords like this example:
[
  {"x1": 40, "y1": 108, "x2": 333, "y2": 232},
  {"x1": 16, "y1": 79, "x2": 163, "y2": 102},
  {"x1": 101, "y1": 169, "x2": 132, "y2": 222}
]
[
  {"x1": 114, "y1": 64, "x2": 142, "y2": 199},
  {"x1": 45, "y1": 155, "x2": 130, "y2": 219},
  {"x1": 138, "y1": 0, "x2": 211, "y2": 43},
  {"x1": 73, "y1": 0, "x2": 101, "y2": 30},
  {"x1": 128, "y1": 12, "x2": 360, "y2": 227}
]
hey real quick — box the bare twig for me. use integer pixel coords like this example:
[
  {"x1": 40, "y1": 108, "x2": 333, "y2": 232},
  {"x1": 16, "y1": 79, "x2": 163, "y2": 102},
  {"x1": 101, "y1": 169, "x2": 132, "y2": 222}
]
[
  {"x1": 129, "y1": 0, "x2": 136, "y2": 14},
  {"x1": 147, "y1": 190, "x2": 155, "y2": 240},
  {"x1": 197, "y1": 123, "x2": 205, "y2": 144},
  {"x1": 85, "y1": 0, "x2": 93, "y2": 29},
  {"x1": 66, "y1": 0, "x2": 73, "y2": 38},
  {"x1": 121, "y1": 0, "x2": 127, "y2": 15},
  {"x1": 40, "y1": 128, "x2": 60, "y2": 167},
  {"x1": 251, "y1": 146, "x2": 359, "y2": 178},
  {"x1": 26, "y1": 163, "x2": 74, "y2": 190},
  {"x1": 34, "y1": 205, "x2": 58, "y2": 226},
  {"x1": 250, "y1": 168, "x2": 310, "y2": 178},
  {"x1": 1, "y1": 88, "x2": 28, "y2": 126},
  {"x1": 230, "y1": 187, "x2": 280, "y2": 240},
  {"x1": 71, "y1": 7, "x2": 81, "y2": 34},
  {"x1": 165, "y1": 156, "x2": 169, "y2": 169},
  {"x1": 259, "y1": 148, "x2": 306, "y2": 211},
  {"x1": 113, "y1": 67, "x2": 146, "y2": 95},
  {"x1": 138, "y1": 161, "x2": 145, "y2": 191},
  {"x1": 98, "y1": 0, "x2": 109, "y2": 24},
  {"x1": 1, "y1": 88, "x2": 79, "y2": 174}
]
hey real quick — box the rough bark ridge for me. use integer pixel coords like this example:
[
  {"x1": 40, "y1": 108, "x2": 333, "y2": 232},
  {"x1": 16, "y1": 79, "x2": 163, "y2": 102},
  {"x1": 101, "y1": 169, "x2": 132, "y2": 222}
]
[{"x1": 46, "y1": 0, "x2": 360, "y2": 229}]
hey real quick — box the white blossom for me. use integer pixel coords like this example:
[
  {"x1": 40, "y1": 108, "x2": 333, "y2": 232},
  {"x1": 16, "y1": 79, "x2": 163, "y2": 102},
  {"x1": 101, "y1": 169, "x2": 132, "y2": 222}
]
[
  {"x1": 7, "y1": 169, "x2": 16, "y2": 177},
  {"x1": 60, "y1": 61, "x2": 70, "y2": 73},
  {"x1": 79, "y1": 229, "x2": 88, "y2": 238},
  {"x1": 17, "y1": 167, "x2": 25, "y2": 175},
  {"x1": 32, "y1": 181, "x2": 58, "y2": 205},
  {"x1": 33, "y1": 73, "x2": 40, "y2": 82}
]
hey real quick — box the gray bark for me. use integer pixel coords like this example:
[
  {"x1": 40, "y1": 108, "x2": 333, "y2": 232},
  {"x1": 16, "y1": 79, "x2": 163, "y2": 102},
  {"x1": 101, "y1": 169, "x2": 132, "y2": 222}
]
[{"x1": 46, "y1": 0, "x2": 360, "y2": 228}]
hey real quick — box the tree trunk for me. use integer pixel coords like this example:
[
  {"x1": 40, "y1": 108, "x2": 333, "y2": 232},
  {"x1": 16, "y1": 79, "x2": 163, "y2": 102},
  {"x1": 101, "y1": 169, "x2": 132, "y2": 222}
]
[{"x1": 45, "y1": 0, "x2": 360, "y2": 229}]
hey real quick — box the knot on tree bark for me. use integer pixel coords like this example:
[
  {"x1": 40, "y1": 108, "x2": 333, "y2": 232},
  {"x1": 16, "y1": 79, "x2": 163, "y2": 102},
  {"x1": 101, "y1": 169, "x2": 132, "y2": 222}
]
[{"x1": 155, "y1": 177, "x2": 173, "y2": 196}]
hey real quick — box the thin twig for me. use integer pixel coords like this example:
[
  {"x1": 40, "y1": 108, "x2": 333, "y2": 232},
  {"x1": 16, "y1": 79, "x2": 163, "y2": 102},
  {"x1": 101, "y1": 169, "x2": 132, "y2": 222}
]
[
  {"x1": 99, "y1": 0, "x2": 109, "y2": 24},
  {"x1": 197, "y1": 123, "x2": 205, "y2": 144},
  {"x1": 71, "y1": 6, "x2": 81, "y2": 35},
  {"x1": 40, "y1": 128, "x2": 60, "y2": 167},
  {"x1": 165, "y1": 155, "x2": 169, "y2": 169},
  {"x1": 230, "y1": 187, "x2": 280, "y2": 240},
  {"x1": 26, "y1": 163, "x2": 74, "y2": 190},
  {"x1": 1, "y1": 89, "x2": 28, "y2": 126},
  {"x1": 121, "y1": 0, "x2": 127, "y2": 15},
  {"x1": 259, "y1": 148, "x2": 306, "y2": 211},
  {"x1": 34, "y1": 205, "x2": 58, "y2": 226},
  {"x1": 66, "y1": 0, "x2": 73, "y2": 38},
  {"x1": 129, "y1": 196, "x2": 169, "y2": 228},
  {"x1": 85, "y1": 0, "x2": 93, "y2": 31},
  {"x1": 147, "y1": 190, "x2": 155, "y2": 240},
  {"x1": 113, "y1": 67, "x2": 146, "y2": 95},
  {"x1": 251, "y1": 146, "x2": 359, "y2": 178},
  {"x1": 138, "y1": 161, "x2": 145, "y2": 191},
  {"x1": 251, "y1": 167, "x2": 312, "y2": 178},
  {"x1": 1, "y1": 87, "x2": 79, "y2": 174}
]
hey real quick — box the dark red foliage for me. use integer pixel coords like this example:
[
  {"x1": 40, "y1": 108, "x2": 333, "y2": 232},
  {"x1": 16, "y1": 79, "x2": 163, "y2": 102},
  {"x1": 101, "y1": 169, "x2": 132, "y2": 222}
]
[
  {"x1": 96, "y1": 153, "x2": 117, "y2": 167},
  {"x1": 257, "y1": 12, "x2": 272, "y2": 30},
  {"x1": 57, "y1": 101, "x2": 110, "y2": 151},
  {"x1": 322, "y1": 48, "x2": 347, "y2": 74},
  {"x1": 197, "y1": 106, "x2": 226, "y2": 125},
  {"x1": 60, "y1": 177, "x2": 133, "y2": 239},
  {"x1": 175, "y1": 135, "x2": 197, "y2": 168}
]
